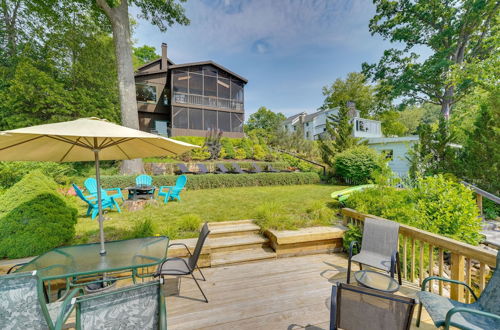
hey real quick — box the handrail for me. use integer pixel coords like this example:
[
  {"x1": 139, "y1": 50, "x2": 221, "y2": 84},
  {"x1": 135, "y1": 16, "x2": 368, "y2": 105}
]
[
  {"x1": 341, "y1": 207, "x2": 497, "y2": 302},
  {"x1": 271, "y1": 148, "x2": 326, "y2": 176},
  {"x1": 461, "y1": 181, "x2": 500, "y2": 204},
  {"x1": 341, "y1": 208, "x2": 497, "y2": 266}
]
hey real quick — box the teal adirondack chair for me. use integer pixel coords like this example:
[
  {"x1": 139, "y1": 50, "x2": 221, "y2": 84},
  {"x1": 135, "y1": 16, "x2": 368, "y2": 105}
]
[
  {"x1": 136, "y1": 174, "x2": 153, "y2": 186},
  {"x1": 72, "y1": 184, "x2": 120, "y2": 220},
  {"x1": 158, "y1": 175, "x2": 187, "y2": 204},
  {"x1": 84, "y1": 178, "x2": 124, "y2": 203}
]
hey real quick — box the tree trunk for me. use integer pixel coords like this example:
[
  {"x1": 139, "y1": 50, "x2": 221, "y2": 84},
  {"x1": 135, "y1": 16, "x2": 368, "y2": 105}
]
[
  {"x1": 441, "y1": 86, "x2": 454, "y2": 120},
  {"x1": 96, "y1": 0, "x2": 143, "y2": 174}
]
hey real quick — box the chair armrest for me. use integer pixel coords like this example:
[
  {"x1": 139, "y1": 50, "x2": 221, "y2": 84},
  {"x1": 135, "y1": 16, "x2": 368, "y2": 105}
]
[
  {"x1": 7, "y1": 262, "x2": 28, "y2": 274},
  {"x1": 168, "y1": 242, "x2": 193, "y2": 256},
  {"x1": 54, "y1": 288, "x2": 83, "y2": 330},
  {"x1": 159, "y1": 186, "x2": 174, "y2": 193},
  {"x1": 104, "y1": 188, "x2": 122, "y2": 194},
  {"x1": 421, "y1": 276, "x2": 478, "y2": 301},
  {"x1": 348, "y1": 241, "x2": 359, "y2": 259},
  {"x1": 444, "y1": 307, "x2": 500, "y2": 330}
]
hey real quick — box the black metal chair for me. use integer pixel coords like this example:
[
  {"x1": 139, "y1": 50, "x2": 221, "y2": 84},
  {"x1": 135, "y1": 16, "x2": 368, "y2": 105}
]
[
  {"x1": 330, "y1": 283, "x2": 416, "y2": 330},
  {"x1": 155, "y1": 223, "x2": 211, "y2": 303}
]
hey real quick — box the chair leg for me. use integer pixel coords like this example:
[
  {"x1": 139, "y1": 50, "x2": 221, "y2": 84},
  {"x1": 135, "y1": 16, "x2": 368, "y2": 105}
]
[
  {"x1": 196, "y1": 265, "x2": 206, "y2": 281},
  {"x1": 347, "y1": 258, "x2": 352, "y2": 284},
  {"x1": 396, "y1": 252, "x2": 402, "y2": 285},
  {"x1": 416, "y1": 302, "x2": 423, "y2": 327},
  {"x1": 191, "y1": 272, "x2": 208, "y2": 303}
]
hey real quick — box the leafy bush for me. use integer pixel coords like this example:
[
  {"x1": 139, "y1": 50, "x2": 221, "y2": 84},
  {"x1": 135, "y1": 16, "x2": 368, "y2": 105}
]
[
  {"x1": 0, "y1": 161, "x2": 74, "y2": 189},
  {"x1": 178, "y1": 214, "x2": 202, "y2": 232},
  {"x1": 278, "y1": 153, "x2": 317, "y2": 172},
  {"x1": 0, "y1": 170, "x2": 78, "y2": 258},
  {"x1": 234, "y1": 148, "x2": 246, "y2": 160},
  {"x1": 342, "y1": 224, "x2": 362, "y2": 254},
  {"x1": 334, "y1": 146, "x2": 385, "y2": 184},
  {"x1": 346, "y1": 175, "x2": 482, "y2": 245},
  {"x1": 128, "y1": 218, "x2": 156, "y2": 239},
  {"x1": 221, "y1": 139, "x2": 235, "y2": 159},
  {"x1": 100, "y1": 172, "x2": 321, "y2": 191}
]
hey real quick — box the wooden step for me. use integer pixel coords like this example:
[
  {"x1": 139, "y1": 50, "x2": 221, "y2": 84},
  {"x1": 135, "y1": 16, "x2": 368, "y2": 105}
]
[
  {"x1": 208, "y1": 234, "x2": 269, "y2": 253},
  {"x1": 207, "y1": 219, "x2": 255, "y2": 228},
  {"x1": 211, "y1": 247, "x2": 276, "y2": 267},
  {"x1": 208, "y1": 223, "x2": 261, "y2": 238}
]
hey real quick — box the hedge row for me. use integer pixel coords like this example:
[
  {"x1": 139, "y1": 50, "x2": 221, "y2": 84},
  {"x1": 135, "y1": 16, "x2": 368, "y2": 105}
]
[
  {"x1": 99, "y1": 172, "x2": 321, "y2": 190},
  {"x1": 143, "y1": 161, "x2": 290, "y2": 175}
]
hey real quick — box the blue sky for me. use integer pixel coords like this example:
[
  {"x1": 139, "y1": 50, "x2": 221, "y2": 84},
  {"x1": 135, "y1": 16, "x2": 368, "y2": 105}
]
[{"x1": 132, "y1": 0, "x2": 394, "y2": 118}]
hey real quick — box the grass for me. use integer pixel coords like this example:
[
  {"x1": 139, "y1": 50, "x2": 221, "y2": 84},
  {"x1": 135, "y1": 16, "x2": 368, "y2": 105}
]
[{"x1": 73, "y1": 184, "x2": 346, "y2": 244}]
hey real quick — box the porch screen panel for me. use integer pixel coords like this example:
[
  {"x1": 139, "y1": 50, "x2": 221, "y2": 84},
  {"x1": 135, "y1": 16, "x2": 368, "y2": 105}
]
[
  {"x1": 204, "y1": 110, "x2": 217, "y2": 130},
  {"x1": 204, "y1": 75, "x2": 217, "y2": 97},
  {"x1": 172, "y1": 106, "x2": 188, "y2": 129},
  {"x1": 218, "y1": 111, "x2": 231, "y2": 132},
  {"x1": 231, "y1": 113, "x2": 243, "y2": 132},
  {"x1": 217, "y1": 78, "x2": 230, "y2": 99},
  {"x1": 189, "y1": 73, "x2": 203, "y2": 96},
  {"x1": 172, "y1": 70, "x2": 188, "y2": 94},
  {"x1": 230, "y1": 79, "x2": 244, "y2": 102},
  {"x1": 189, "y1": 108, "x2": 203, "y2": 130}
]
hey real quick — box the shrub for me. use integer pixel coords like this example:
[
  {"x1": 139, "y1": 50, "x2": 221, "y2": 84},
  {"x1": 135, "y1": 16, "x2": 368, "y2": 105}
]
[
  {"x1": 334, "y1": 146, "x2": 385, "y2": 184},
  {"x1": 342, "y1": 224, "x2": 362, "y2": 254},
  {"x1": 234, "y1": 148, "x2": 246, "y2": 160},
  {"x1": 128, "y1": 218, "x2": 156, "y2": 239},
  {"x1": 346, "y1": 175, "x2": 482, "y2": 245},
  {"x1": 100, "y1": 172, "x2": 321, "y2": 191},
  {"x1": 221, "y1": 139, "x2": 236, "y2": 159},
  {"x1": 0, "y1": 161, "x2": 74, "y2": 189},
  {"x1": 177, "y1": 214, "x2": 202, "y2": 232},
  {"x1": 0, "y1": 170, "x2": 78, "y2": 258},
  {"x1": 253, "y1": 144, "x2": 266, "y2": 160}
]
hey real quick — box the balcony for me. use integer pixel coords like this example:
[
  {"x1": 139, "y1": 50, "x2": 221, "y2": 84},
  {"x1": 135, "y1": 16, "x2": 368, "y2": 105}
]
[{"x1": 173, "y1": 92, "x2": 244, "y2": 111}]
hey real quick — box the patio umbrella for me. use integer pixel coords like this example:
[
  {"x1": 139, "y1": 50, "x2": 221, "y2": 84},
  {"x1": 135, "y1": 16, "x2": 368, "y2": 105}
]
[{"x1": 0, "y1": 117, "x2": 199, "y2": 255}]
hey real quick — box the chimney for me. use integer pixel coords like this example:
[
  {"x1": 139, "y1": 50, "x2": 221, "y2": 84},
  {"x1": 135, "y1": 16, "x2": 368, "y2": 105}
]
[
  {"x1": 346, "y1": 101, "x2": 359, "y2": 117},
  {"x1": 161, "y1": 43, "x2": 168, "y2": 71}
]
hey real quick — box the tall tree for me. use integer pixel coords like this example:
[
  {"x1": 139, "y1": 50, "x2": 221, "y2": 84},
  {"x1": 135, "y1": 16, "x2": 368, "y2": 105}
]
[
  {"x1": 320, "y1": 72, "x2": 374, "y2": 117},
  {"x1": 246, "y1": 106, "x2": 286, "y2": 132},
  {"x1": 133, "y1": 45, "x2": 160, "y2": 68},
  {"x1": 94, "y1": 0, "x2": 189, "y2": 174},
  {"x1": 318, "y1": 105, "x2": 362, "y2": 167},
  {"x1": 363, "y1": 0, "x2": 499, "y2": 119}
]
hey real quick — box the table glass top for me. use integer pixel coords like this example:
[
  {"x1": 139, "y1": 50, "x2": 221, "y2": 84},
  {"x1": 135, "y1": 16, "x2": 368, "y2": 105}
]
[
  {"x1": 354, "y1": 270, "x2": 400, "y2": 292},
  {"x1": 17, "y1": 236, "x2": 168, "y2": 279}
]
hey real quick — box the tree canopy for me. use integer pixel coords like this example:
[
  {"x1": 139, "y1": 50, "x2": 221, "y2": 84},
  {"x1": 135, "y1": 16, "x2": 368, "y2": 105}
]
[
  {"x1": 246, "y1": 106, "x2": 287, "y2": 133},
  {"x1": 363, "y1": 0, "x2": 499, "y2": 118},
  {"x1": 133, "y1": 45, "x2": 160, "y2": 68}
]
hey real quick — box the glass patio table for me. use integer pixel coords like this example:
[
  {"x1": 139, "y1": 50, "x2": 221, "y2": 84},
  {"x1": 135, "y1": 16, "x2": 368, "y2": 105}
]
[{"x1": 16, "y1": 236, "x2": 169, "y2": 298}]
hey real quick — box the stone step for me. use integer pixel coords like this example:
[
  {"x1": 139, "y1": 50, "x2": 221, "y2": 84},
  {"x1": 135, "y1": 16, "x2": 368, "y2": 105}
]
[
  {"x1": 208, "y1": 234, "x2": 269, "y2": 253},
  {"x1": 211, "y1": 247, "x2": 276, "y2": 267},
  {"x1": 208, "y1": 223, "x2": 261, "y2": 238}
]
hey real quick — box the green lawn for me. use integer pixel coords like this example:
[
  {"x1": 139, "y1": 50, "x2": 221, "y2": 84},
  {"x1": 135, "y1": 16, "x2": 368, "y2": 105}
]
[{"x1": 74, "y1": 184, "x2": 346, "y2": 244}]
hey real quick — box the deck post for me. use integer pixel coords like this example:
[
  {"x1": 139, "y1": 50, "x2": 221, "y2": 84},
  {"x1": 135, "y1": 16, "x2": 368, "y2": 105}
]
[{"x1": 450, "y1": 253, "x2": 465, "y2": 301}]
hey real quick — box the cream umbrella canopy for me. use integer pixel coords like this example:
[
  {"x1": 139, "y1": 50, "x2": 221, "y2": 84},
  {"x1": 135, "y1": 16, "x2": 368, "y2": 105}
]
[{"x1": 0, "y1": 117, "x2": 199, "y2": 255}]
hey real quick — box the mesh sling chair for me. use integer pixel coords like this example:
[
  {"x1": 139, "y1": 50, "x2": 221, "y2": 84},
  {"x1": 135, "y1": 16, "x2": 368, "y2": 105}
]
[
  {"x1": 197, "y1": 164, "x2": 210, "y2": 174},
  {"x1": 70, "y1": 280, "x2": 166, "y2": 330},
  {"x1": 0, "y1": 271, "x2": 81, "y2": 330},
  {"x1": 347, "y1": 217, "x2": 402, "y2": 285},
  {"x1": 330, "y1": 283, "x2": 416, "y2": 330},
  {"x1": 155, "y1": 223, "x2": 210, "y2": 303},
  {"x1": 215, "y1": 163, "x2": 230, "y2": 174},
  {"x1": 175, "y1": 163, "x2": 196, "y2": 175},
  {"x1": 416, "y1": 250, "x2": 500, "y2": 330}
]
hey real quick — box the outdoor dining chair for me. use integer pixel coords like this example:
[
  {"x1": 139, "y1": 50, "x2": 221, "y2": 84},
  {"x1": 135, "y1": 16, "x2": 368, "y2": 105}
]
[
  {"x1": 73, "y1": 184, "x2": 120, "y2": 220},
  {"x1": 158, "y1": 175, "x2": 187, "y2": 204},
  {"x1": 175, "y1": 163, "x2": 197, "y2": 175},
  {"x1": 0, "y1": 271, "x2": 81, "y2": 330},
  {"x1": 416, "y1": 250, "x2": 500, "y2": 329},
  {"x1": 155, "y1": 223, "x2": 210, "y2": 303},
  {"x1": 330, "y1": 282, "x2": 416, "y2": 330},
  {"x1": 69, "y1": 280, "x2": 166, "y2": 330},
  {"x1": 84, "y1": 177, "x2": 124, "y2": 203},
  {"x1": 347, "y1": 217, "x2": 402, "y2": 285}
]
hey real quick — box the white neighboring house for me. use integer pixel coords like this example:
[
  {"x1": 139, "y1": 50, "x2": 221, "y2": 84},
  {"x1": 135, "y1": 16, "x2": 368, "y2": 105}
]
[{"x1": 282, "y1": 106, "x2": 419, "y2": 177}]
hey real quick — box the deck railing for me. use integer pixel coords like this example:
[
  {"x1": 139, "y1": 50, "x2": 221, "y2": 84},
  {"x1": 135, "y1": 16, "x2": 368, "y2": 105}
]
[
  {"x1": 341, "y1": 208, "x2": 497, "y2": 303},
  {"x1": 173, "y1": 92, "x2": 244, "y2": 111}
]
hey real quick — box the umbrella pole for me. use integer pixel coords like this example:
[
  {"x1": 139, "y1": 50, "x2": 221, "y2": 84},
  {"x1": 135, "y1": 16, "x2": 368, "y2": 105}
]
[{"x1": 94, "y1": 150, "x2": 106, "y2": 256}]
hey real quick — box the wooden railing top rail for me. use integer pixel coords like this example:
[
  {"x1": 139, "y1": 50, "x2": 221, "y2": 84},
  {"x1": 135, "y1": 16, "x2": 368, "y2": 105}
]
[
  {"x1": 461, "y1": 181, "x2": 500, "y2": 204},
  {"x1": 341, "y1": 208, "x2": 497, "y2": 267}
]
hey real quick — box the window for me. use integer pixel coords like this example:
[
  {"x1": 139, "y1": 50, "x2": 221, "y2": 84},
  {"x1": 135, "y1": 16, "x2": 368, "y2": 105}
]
[
  {"x1": 231, "y1": 113, "x2": 243, "y2": 132},
  {"x1": 172, "y1": 70, "x2": 188, "y2": 94},
  {"x1": 204, "y1": 110, "x2": 217, "y2": 130},
  {"x1": 188, "y1": 108, "x2": 203, "y2": 130},
  {"x1": 161, "y1": 88, "x2": 169, "y2": 105},
  {"x1": 136, "y1": 84, "x2": 157, "y2": 103},
  {"x1": 306, "y1": 131, "x2": 310, "y2": 138},
  {"x1": 204, "y1": 75, "x2": 217, "y2": 97},
  {"x1": 189, "y1": 73, "x2": 203, "y2": 95},
  {"x1": 306, "y1": 122, "x2": 309, "y2": 127},
  {"x1": 172, "y1": 107, "x2": 188, "y2": 129},
  {"x1": 218, "y1": 111, "x2": 231, "y2": 132},
  {"x1": 217, "y1": 78, "x2": 230, "y2": 99},
  {"x1": 382, "y1": 149, "x2": 394, "y2": 160}
]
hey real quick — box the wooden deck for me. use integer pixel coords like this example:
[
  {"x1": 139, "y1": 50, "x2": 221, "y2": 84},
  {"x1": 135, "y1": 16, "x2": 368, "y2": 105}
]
[{"x1": 165, "y1": 253, "x2": 436, "y2": 330}]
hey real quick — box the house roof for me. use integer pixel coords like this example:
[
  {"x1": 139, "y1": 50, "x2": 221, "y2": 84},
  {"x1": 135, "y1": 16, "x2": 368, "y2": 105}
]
[
  {"x1": 136, "y1": 57, "x2": 175, "y2": 71},
  {"x1": 283, "y1": 112, "x2": 306, "y2": 125},
  {"x1": 303, "y1": 108, "x2": 338, "y2": 123},
  {"x1": 169, "y1": 61, "x2": 248, "y2": 83}
]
